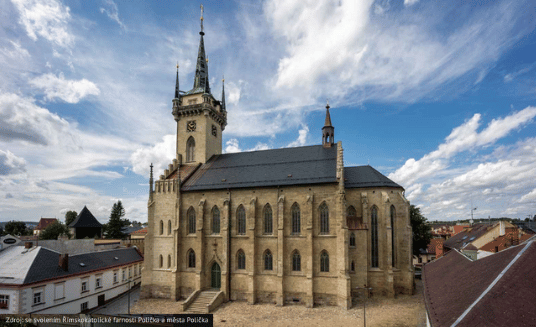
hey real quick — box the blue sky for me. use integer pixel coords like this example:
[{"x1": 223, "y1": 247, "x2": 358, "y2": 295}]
[{"x1": 1, "y1": 0, "x2": 536, "y2": 224}]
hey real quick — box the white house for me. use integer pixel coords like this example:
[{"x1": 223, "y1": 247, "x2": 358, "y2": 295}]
[{"x1": 0, "y1": 243, "x2": 143, "y2": 314}]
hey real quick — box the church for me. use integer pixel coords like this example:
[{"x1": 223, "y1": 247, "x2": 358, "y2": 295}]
[{"x1": 140, "y1": 10, "x2": 413, "y2": 309}]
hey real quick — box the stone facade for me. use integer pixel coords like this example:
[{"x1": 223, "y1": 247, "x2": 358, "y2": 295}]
[{"x1": 140, "y1": 12, "x2": 413, "y2": 309}]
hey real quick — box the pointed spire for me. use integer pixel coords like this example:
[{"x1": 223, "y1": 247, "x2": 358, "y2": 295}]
[
  {"x1": 192, "y1": 5, "x2": 210, "y2": 93},
  {"x1": 174, "y1": 63, "x2": 180, "y2": 99},
  {"x1": 221, "y1": 76, "x2": 226, "y2": 111},
  {"x1": 149, "y1": 163, "x2": 154, "y2": 195},
  {"x1": 324, "y1": 99, "x2": 332, "y2": 127}
]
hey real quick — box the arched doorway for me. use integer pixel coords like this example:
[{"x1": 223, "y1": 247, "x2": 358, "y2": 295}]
[{"x1": 211, "y1": 262, "x2": 221, "y2": 289}]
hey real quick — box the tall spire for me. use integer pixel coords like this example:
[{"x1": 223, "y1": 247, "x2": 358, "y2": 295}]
[
  {"x1": 221, "y1": 76, "x2": 226, "y2": 111},
  {"x1": 322, "y1": 100, "x2": 334, "y2": 148},
  {"x1": 193, "y1": 4, "x2": 210, "y2": 94},
  {"x1": 174, "y1": 63, "x2": 180, "y2": 99},
  {"x1": 149, "y1": 163, "x2": 154, "y2": 200}
]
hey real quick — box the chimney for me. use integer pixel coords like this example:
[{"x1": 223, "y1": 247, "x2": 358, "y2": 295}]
[
  {"x1": 25, "y1": 242, "x2": 33, "y2": 249},
  {"x1": 500, "y1": 221, "x2": 505, "y2": 236},
  {"x1": 59, "y1": 254, "x2": 69, "y2": 271}
]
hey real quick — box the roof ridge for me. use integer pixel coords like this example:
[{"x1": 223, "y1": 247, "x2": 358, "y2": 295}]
[
  {"x1": 451, "y1": 240, "x2": 533, "y2": 327},
  {"x1": 202, "y1": 157, "x2": 336, "y2": 171}
]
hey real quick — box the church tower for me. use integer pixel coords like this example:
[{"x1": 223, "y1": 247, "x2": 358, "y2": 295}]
[
  {"x1": 172, "y1": 6, "x2": 227, "y2": 165},
  {"x1": 322, "y1": 101, "x2": 334, "y2": 147}
]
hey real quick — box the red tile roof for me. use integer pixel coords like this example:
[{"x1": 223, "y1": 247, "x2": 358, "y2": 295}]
[
  {"x1": 130, "y1": 228, "x2": 147, "y2": 235},
  {"x1": 480, "y1": 231, "x2": 532, "y2": 252},
  {"x1": 35, "y1": 218, "x2": 58, "y2": 230},
  {"x1": 427, "y1": 238, "x2": 444, "y2": 255},
  {"x1": 423, "y1": 241, "x2": 536, "y2": 327}
]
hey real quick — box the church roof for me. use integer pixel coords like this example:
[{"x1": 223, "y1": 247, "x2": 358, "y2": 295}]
[
  {"x1": 344, "y1": 166, "x2": 402, "y2": 188},
  {"x1": 181, "y1": 145, "x2": 338, "y2": 191},
  {"x1": 69, "y1": 206, "x2": 102, "y2": 228}
]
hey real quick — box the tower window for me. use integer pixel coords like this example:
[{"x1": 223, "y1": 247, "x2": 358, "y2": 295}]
[
  {"x1": 349, "y1": 232, "x2": 356, "y2": 247},
  {"x1": 264, "y1": 250, "x2": 273, "y2": 271},
  {"x1": 188, "y1": 249, "x2": 196, "y2": 268},
  {"x1": 237, "y1": 250, "x2": 246, "y2": 270},
  {"x1": 186, "y1": 136, "x2": 195, "y2": 162},
  {"x1": 292, "y1": 251, "x2": 301, "y2": 271},
  {"x1": 320, "y1": 251, "x2": 329, "y2": 272}
]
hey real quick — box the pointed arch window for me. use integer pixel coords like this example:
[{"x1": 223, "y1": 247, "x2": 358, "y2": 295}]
[
  {"x1": 188, "y1": 207, "x2": 196, "y2": 234},
  {"x1": 264, "y1": 204, "x2": 273, "y2": 234},
  {"x1": 320, "y1": 251, "x2": 329, "y2": 272},
  {"x1": 212, "y1": 206, "x2": 220, "y2": 234},
  {"x1": 188, "y1": 249, "x2": 196, "y2": 268},
  {"x1": 320, "y1": 203, "x2": 329, "y2": 234},
  {"x1": 237, "y1": 250, "x2": 246, "y2": 270},
  {"x1": 391, "y1": 205, "x2": 396, "y2": 268},
  {"x1": 349, "y1": 232, "x2": 356, "y2": 247},
  {"x1": 292, "y1": 250, "x2": 301, "y2": 271},
  {"x1": 159, "y1": 220, "x2": 164, "y2": 235},
  {"x1": 291, "y1": 203, "x2": 301, "y2": 235},
  {"x1": 264, "y1": 250, "x2": 273, "y2": 271},
  {"x1": 168, "y1": 220, "x2": 172, "y2": 235},
  {"x1": 237, "y1": 205, "x2": 246, "y2": 235},
  {"x1": 186, "y1": 137, "x2": 195, "y2": 162},
  {"x1": 371, "y1": 206, "x2": 379, "y2": 268}
]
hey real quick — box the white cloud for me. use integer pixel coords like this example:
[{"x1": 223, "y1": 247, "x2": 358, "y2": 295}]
[
  {"x1": 404, "y1": 0, "x2": 419, "y2": 6},
  {"x1": 224, "y1": 138, "x2": 241, "y2": 153},
  {"x1": 100, "y1": 0, "x2": 126, "y2": 30},
  {"x1": 0, "y1": 40, "x2": 31, "y2": 59},
  {"x1": 0, "y1": 150, "x2": 26, "y2": 175},
  {"x1": 390, "y1": 106, "x2": 536, "y2": 186},
  {"x1": 12, "y1": 0, "x2": 74, "y2": 47},
  {"x1": 130, "y1": 134, "x2": 176, "y2": 177},
  {"x1": 0, "y1": 93, "x2": 72, "y2": 145},
  {"x1": 288, "y1": 125, "x2": 309, "y2": 147},
  {"x1": 264, "y1": 0, "x2": 531, "y2": 103},
  {"x1": 29, "y1": 73, "x2": 100, "y2": 103}
]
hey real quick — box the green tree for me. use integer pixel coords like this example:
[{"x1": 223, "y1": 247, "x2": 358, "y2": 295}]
[
  {"x1": 65, "y1": 210, "x2": 78, "y2": 226},
  {"x1": 0, "y1": 225, "x2": 3, "y2": 236},
  {"x1": 410, "y1": 205, "x2": 432, "y2": 256},
  {"x1": 105, "y1": 200, "x2": 130, "y2": 239},
  {"x1": 4, "y1": 221, "x2": 30, "y2": 236},
  {"x1": 39, "y1": 221, "x2": 72, "y2": 240}
]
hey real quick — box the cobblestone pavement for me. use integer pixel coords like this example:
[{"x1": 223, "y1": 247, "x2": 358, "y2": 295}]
[{"x1": 131, "y1": 280, "x2": 426, "y2": 327}]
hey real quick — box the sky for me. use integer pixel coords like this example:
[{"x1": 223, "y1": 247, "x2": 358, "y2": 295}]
[{"x1": 1, "y1": 0, "x2": 536, "y2": 224}]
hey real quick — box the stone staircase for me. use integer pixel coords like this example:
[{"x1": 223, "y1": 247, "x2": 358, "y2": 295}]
[{"x1": 184, "y1": 290, "x2": 220, "y2": 313}]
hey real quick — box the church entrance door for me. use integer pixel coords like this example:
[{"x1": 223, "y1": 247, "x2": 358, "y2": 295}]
[{"x1": 211, "y1": 262, "x2": 221, "y2": 289}]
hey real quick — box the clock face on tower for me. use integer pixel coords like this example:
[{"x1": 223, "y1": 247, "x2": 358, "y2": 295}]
[{"x1": 187, "y1": 120, "x2": 196, "y2": 132}]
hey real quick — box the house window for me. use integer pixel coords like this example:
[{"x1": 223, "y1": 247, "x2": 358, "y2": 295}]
[
  {"x1": 237, "y1": 205, "x2": 246, "y2": 235},
  {"x1": 291, "y1": 203, "x2": 301, "y2": 235},
  {"x1": 264, "y1": 250, "x2": 273, "y2": 271},
  {"x1": 188, "y1": 249, "x2": 196, "y2": 268},
  {"x1": 264, "y1": 204, "x2": 273, "y2": 234},
  {"x1": 188, "y1": 207, "x2": 196, "y2": 234},
  {"x1": 33, "y1": 291, "x2": 43, "y2": 305},
  {"x1": 349, "y1": 232, "x2": 356, "y2": 247},
  {"x1": 81, "y1": 280, "x2": 88, "y2": 293},
  {"x1": 81, "y1": 302, "x2": 88, "y2": 311},
  {"x1": 113, "y1": 270, "x2": 118, "y2": 283},
  {"x1": 95, "y1": 276, "x2": 102, "y2": 289},
  {"x1": 371, "y1": 206, "x2": 379, "y2": 268},
  {"x1": 186, "y1": 136, "x2": 195, "y2": 162},
  {"x1": 320, "y1": 203, "x2": 329, "y2": 234},
  {"x1": 139, "y1": 265, "x2": 142, "y2": 275},
  {"x1": 0, "y1": 295, "x2": 9, "y2": 310},
  {"x1": 54, "y1": 283, "x2": 65, "y2": 300},
  {"x1": 320, "y1": 251, "x2": 329, "y2": 272},
  {"x1": 129, "y1": 267, "x2": 132, "y2": 278},
  {"x1": 391, "y1": 205, "x2": 396, "y2": 267},
  {"x1": 237, "y1": 250, "x2": 246, "y2": 270},
  {"x1": 292, "y1": 251, "x2": 301, "y2": 271},
  {"x1": 212, "y1": 206, "x2": 220, "y2": 234},
  {"x1": 134, "y1": 265, "x2": 138, "y2": 277},
  {"x1": 122, "y1": 269, "x2": 126, "y2": 281}
]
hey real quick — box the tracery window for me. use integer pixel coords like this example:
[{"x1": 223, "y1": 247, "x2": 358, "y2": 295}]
[
  {"x1": 320, "y1": 251, "x2": 329, "y2": 272},
  {"x1": 371, "y1": 206, "x2": 379, "y2": 268},
  {"x1": 320, "y1": 203, "x2": 329, "y2": 234},
  {"x1": 188, "y1": 249, "x2": 196, "y2": 268},
  {"x1": 391, "y1": 205, "x2": 396, "y2": 267},
  {"x1": 291, "y1": 203, "x2": 300, "y2": 235},
  {"x1": 292, "y1": 250, "x2": 301, "y2": 271},
  {"x1": 237, "y1": 205, "x2": 246, "y2": 235},
  {"x1": 237, "y1": 250, "x2": 246, "y2": 269},
  {"x1": 264, "y1": 250, "x2": 273, "y2": 270},
  {"x1": 188, "y1": 207, "x2": 196, "y2": 234},
  {"x1": 349, "y1": 232, "x2": 356, "y2": 247},
  {"x1": 264, "y1": 204, "x2": 273, "y2": 234},
  {"x1": 212, "y1": 206, "x2": 220, "y2": 234}
]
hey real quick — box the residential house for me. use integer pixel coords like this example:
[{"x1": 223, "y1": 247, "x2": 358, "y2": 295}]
[
  {"x1": 0, "y1": 243, "x2": 143, "y2": 314},
  {"x1": 414, "y1": 238, "x2": 444, "y2": 267},
  {"x1": 33, "y1": 218, "x2": 58, "y2": 236},
  {"x1": 422, "y1": 240, "x2": 536, "y2": 326}
]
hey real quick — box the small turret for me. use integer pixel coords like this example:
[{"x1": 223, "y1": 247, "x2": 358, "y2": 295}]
[
  {"x1": 322, "y1": 100, "x2": 334, "y2": 148},
  {"x1": 172, "y1": 64, "x2": 181, "y2": 121}
]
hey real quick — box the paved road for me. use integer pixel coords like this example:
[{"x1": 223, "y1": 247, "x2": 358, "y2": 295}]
[{"x1": 91, "y1": 287, "x2": 140, "y2": 315}]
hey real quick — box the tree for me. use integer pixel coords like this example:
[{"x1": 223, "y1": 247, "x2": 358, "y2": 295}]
[
  {"x1": 0, "y1": 225, "x2": 3, "y2": 236},
  {"x1": 105, "y1": 201, "x2": 130, "y2": 239},
  {"x1": 4, "y1": 221, "x2": 31, "y2": 236},
  {"x1": 65, "y1": 210, "x2": 78, "y2": 226},
  {"x1": 410, "y1": 205, "x2": 432, "y2": 256},
  {"x1": 39, "y1": 221, "x2": 72, "y2": 240}
]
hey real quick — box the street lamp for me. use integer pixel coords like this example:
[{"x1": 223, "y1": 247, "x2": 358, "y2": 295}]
[{"x1": 355, "y1": 286, "x2": 372, "y2": 327}]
